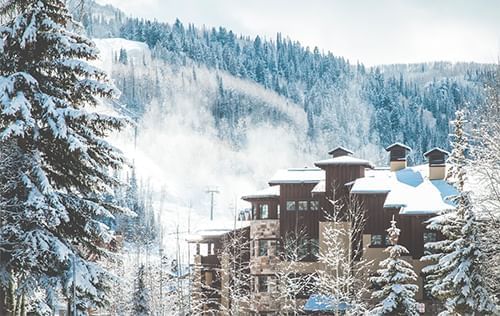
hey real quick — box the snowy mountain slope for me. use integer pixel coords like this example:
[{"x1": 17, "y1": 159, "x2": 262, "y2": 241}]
[{"x1": 93, "y1": 38, "x2": 301, "y2": 254}]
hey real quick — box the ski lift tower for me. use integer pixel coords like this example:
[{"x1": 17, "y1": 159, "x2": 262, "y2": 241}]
[{"x1": 205, "y1": 187, "x2": 220, "y2": 221}]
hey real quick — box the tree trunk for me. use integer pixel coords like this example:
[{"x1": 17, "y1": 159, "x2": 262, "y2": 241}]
[{"x1": 0, "y1": 286, "x2": 8, "y2": 316}]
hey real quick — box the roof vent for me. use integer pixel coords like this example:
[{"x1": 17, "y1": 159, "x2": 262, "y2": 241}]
[
  {"x1": 385, "y1": 143, "x2": 411, "y2": 172},
  {"x1": 328, "y1": 146, "x2": 353, "y2": 158},
  {"x1": 424, "y1": 147, "x2": 450, "y2": 180}
]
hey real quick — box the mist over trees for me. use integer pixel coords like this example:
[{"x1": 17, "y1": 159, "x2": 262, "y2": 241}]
[{"x1": 79, "y1": 1, "x2": 495, "y2": 163}]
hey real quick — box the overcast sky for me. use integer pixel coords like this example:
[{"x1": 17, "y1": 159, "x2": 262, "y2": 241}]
[{"x1": 96, "y1": 0, "x2": 499, "y2": 66}]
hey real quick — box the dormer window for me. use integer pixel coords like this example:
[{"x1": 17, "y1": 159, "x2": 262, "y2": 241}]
[{"x1": 259, "y1": 204, "x2": 269, "y2": 219}]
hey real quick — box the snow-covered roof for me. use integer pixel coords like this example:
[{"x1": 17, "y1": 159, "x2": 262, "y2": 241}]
[
  {"x1": 349, "y1": 169, "x2": 392, "y2": 194},
  {"x1": 385, "y1": 142, "x2": 412, "y2": 151},
  {"x1": 328, "y1": 146, "x2": 353, "y2": 155},
  {"x1": 268, "y1": 168, "x2": 324, "y2": 185},
  {"x1": 241, "y1": 186, "x2": 280, "y2": 200},
  {"x1": 424, "y1": 147, "x2": 450, "y2": 157},
  {"x1": 186, "y1": 229, "x2": 232, "y2": 242},
  {"x1": 186, "y1": 219, "x2": 250, "y2": 242},
  {"x1": 311, "y1": 180, "x2": 326, "y2": 194},
  {"x1": 351, "y1": 165, "x2": 458, "y2": 215},
  {"x1": 314, "y1": 155, "x2": 374, "y2": 168}
]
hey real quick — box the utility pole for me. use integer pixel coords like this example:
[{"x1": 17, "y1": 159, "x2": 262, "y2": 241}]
[
  {"x1": 205, "y1": 187, "x2": 220, "y2": 221},
  {"x1": 72, "y1": 254, "x2": 76, "y2": 316}
]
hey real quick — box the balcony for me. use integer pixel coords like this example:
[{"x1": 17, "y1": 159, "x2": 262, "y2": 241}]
[{"x1": 201, "y1": 254, "x2": 220, "y2": 267}]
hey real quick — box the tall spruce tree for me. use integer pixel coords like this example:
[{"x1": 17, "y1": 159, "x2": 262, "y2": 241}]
[
  {"x1": 370, "y1": 217, "x2": 419, "y2": 316},
  {"x1": 132, "y1": 264, "x2": 151, "y2": 316},
  {"x1": 422, "y1": 110, "x2": 497, "y2": 315},
  {"x1": 0, "y1": 0, "x2": 128, "y2": 313}
]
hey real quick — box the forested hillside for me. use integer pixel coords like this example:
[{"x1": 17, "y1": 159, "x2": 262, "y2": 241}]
[{"x1": 80, "y1": 1, "x2": 494, "y2": 164}]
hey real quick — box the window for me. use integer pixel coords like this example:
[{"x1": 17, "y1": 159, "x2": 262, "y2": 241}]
[
  {"x1": 298, "y1": 200, "x2": 308, "y2": 211},
  {"x1": 385, "y1": 234, "x2": 391, "y2": 246},
  {"x1": 286, "y1": 200, "x2": 296, "y2": 211},
  {"x1": 298, "y1": 238, "x2": 309, "y2": 259},
  {"x1": 259, "y1": 204, "x2": 269, "y2": 219},
  {"x1": 204, "y1": 271, "x2": 213, "y2": 285},
  {"x1": 424, "y1": 231, "x2": 437, "y2": 244},
  {"x1": 258, "y1": 240, "x2": 268, "y2": 256},
  {"x1": 310, "y1": 200, "x2": 320, "y2": 211},
  {"x1": 258, "y1": 276, "x2": 268, "y2": 292},
  {"x1": 310, "y1": 239, "x2": 319, "y2": 259},
  {"x1": 277, "y1": 204, "x2": 280, "y2": 218},
  {"x1": 371, "y1": 234, "x2": 383, "y2": 246}
]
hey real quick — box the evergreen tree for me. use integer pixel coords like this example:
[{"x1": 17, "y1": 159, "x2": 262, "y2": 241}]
[
  {"x1": 0, "y1": 0, "x2": 128, "y2": 312},
  {"x1": 370, "y1": 217, "x2": 419, "y2": 316},
  {"x1": 422, "y1": 110, "x2": 497, "y2": 315},
  {"x1": 132, "y1": 264, "x2": 151, "y2": 316}
]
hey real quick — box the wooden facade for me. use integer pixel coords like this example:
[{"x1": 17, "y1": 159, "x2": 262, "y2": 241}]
[
  {"x1": 278, "y1": 183, "x2": 320, "y2": 240},
  {"x1": 191, "y1": 145, "x2": 452, "y2": 314}
]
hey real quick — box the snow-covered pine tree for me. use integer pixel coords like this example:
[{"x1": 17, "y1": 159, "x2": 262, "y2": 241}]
[
  {"x1": 471, "y1": 68, "x2": 500, "y2": 305},
  {"x1": 422, "y1": 110, "x2": 498, "y2": 315},
  {"x1": 370, "y1": 217, "x2": 419, "y2": 316},
  {"x1": 0, "y1": 0, "x2": 129, "y2": 313},
  {"x1": 132, "y1": 264, "x2": 151, "y2": 316}
]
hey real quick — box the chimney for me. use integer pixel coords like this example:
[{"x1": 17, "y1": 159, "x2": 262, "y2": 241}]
[
  {"x1": 328, "y1": 146, "x2": 354, "y2": 158},
  {"x1": 423, "y1": 147, "x2": 450, "y2": 180},
  {"x1": 385, "y1": 143, "x2": 411, "y2": 172}
]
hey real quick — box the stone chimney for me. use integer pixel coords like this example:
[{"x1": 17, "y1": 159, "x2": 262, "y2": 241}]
[
  {"x1": 385, "y1": 143, "x2": 411, "y2": 172},
  {"x1": 328, "y1": 146, "x2": 353, "y2": 158},
  {"x1": 424, "y1": 147, "x2": 450, "y2": 180}
]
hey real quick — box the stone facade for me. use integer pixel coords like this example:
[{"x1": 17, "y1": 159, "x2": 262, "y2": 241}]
[{"x1": 250, "y1": 219, "x2": 280, "y2": 239}]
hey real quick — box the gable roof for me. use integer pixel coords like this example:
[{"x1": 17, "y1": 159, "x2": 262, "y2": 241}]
[
  {"x1": 424, "y1": 147, "x2": 450, "y2": 157},
  {"x1": 328, "y1": 146, "x2": 354, "y2": 156},
  {"x1": 385, "y1": 142, "x2": 412, "y2": 152}
]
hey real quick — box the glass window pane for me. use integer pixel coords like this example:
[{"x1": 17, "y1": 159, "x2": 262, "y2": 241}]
[
  {"x1": 371, "y1": 234, "x2": 383, "y2": 246},
  {"x1": 286, "y1": 201, "x2": 296, "y2": 211},
  {"x1": 384, "y1": 234, "x2": 391, "y2": 246},
  {"x1": 310, "y1": 239, "x2": 319, "y2": 258},
  {"x1": 298, "y1": 201, "x2": 308, "y2": 211},
  {"x1": 423, "y1": 232, "x2": 437, "y2": 244},
  {"x1": 298, "y1": 238, "x2": 308, "y2": 259},
  {"x1": 258, "y1": 276, "x2": 268, "y2": 292},
  {"x1": 310, "y1": 200, "x2": 319, "y2": 211},
  {"x1": 259, "y1": 240, "x2": 268, "y2": 256},
  {"x1": 259, "y1": 204, "x2": 269, "y2": 219}
]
